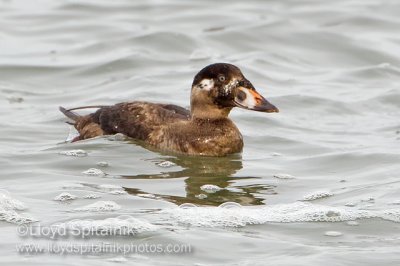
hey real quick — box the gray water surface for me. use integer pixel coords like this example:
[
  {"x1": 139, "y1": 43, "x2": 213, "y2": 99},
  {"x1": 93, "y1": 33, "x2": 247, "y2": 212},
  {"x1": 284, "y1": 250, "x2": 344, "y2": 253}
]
[{"x1": 1, "y1": 0, "x2": 400, "y2": 265}]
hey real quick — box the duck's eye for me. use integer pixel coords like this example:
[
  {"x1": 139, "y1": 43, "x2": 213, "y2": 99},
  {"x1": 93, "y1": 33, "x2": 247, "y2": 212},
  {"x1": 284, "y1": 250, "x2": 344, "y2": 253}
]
[{"x1": 218, "y1": 75, "x2": 226, "y2": 82}]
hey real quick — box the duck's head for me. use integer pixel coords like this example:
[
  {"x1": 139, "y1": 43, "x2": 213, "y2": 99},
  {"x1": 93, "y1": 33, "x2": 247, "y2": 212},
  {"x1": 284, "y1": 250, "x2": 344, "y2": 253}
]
[{"x1": 190, "y1": 63, "x2": 279, "y2": 119}]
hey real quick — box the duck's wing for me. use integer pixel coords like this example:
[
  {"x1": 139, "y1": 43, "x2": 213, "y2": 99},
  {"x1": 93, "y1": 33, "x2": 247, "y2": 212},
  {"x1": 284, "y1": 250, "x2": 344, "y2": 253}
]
[
  {"x1": 60, "y1": 102, "x2": 190, "y2": 141},
  {"x1": 159, "y1": 104, "x2": 191, "y2": 117}
]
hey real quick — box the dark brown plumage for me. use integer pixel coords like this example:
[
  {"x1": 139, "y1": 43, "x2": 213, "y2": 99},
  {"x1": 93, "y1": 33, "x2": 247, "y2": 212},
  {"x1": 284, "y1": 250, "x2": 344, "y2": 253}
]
[{"x1": 60, "y1": 63, "x2": 278, "y2": 156}]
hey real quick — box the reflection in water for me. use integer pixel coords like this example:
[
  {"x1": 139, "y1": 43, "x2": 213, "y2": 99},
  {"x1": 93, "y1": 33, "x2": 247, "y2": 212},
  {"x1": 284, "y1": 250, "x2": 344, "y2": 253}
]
[{"x1": 122, "y1": 151, "x2": 276, "y2": 206}]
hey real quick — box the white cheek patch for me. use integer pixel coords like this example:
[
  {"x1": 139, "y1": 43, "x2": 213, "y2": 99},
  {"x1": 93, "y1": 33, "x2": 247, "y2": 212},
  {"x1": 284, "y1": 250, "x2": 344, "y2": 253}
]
[
  {"x1": 239, "y1": 89, "x2": 257, "y2": 109},
  {"x1": 197, "y1": 79, "x2": 214, "y2": 91}
]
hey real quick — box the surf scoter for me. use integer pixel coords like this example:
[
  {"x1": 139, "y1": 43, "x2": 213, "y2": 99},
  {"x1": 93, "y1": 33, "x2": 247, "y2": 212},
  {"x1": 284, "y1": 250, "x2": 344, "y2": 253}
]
[{"x1": 60, "y1": 63, "x2": 279, "y2": 156}]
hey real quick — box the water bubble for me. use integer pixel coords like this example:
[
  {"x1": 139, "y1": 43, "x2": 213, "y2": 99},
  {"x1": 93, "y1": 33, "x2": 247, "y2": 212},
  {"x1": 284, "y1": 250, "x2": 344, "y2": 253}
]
[
  {"x1": 74, "y1": 201, "x2": 121, "y2": 212},
  {"x1": 97, "y1": 184, "x2": 126, "y2": 195},
  {"x1": 108, "y1": 190, "x2": 127, "y2": 195},
  {"x1": 156, "y1": 161, "x2": 176, "y2": 168},
  {"x1": 0, "y1": 192, "x2": 26, "y2": 211},
  {"x1": 83, "y1": 194, "x2": 101, "y2": 199},
  {"x1": 324, "y1": 231, "x2": 343, "y2": 237},
  {"x1": 346, "y1": 221, "x2": 359, "y2": 226},
  {"x1": 179, "y1": 203, "x2": 197, "y2": 209},
  {"x1": 60, "y1": 215, "x2": 157, "y2": 236},
  {"x1": 195, "y1": 194, "x2": 207, "y2": 200},
  {"x1": 59, "y1": 149, "x2": 88, "y2": 157},
  {"x1": 200, "y1": 184, "x2": 222, "y2": 193},
  {"x1": 219, "y1": 202, "x2": 242, "y2": 209},
  {"x1": 0, "y1": 191, "x2": 36, "y2": 224},
  {"x1": 273, "y1": 173, "x2": 295, "y2": 179},
  {"x1": 163, "y1": 202, "x2": 386, "y2": 228},
  {"x1": 303, "y1": 191, "x2": 333, "y2": 201},
  {"x1": 136, "y1": 193, "x2": 158, "y2": 199},
  {"x1": 53, "y1": 192, "x2": 78, "y2": 202},
  {"x1": 98, "y1": 184, "x2": 122, "y2": 191},
  {"x1": 82, "y1": 168, "x2": 105, "y2": 177}
]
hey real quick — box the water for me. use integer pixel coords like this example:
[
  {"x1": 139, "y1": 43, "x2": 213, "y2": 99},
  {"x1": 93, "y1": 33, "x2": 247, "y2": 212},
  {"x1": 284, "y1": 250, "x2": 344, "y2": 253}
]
[{"x1": 1, "y1": 0, "x2": 400, "y2": 265}]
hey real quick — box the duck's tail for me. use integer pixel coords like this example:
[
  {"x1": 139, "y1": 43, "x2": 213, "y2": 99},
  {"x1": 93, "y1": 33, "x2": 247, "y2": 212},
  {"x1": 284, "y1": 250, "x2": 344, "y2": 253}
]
[
  {"x1": 59, "y1": 105, "x2": 107, "y2": 122},
  {"x1": 59, "y1": 106, "x2": 80, "y2": 122}
]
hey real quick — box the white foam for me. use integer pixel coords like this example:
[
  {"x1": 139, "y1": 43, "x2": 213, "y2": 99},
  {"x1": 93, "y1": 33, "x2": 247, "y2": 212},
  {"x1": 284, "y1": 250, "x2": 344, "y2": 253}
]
[
  {"x1": 54, "y1": 192, "x2": 78, "y2": 202},
  {"x1": 90, "y1": 184, "x2": 126, "y2": 195},
  {"x1": 273, "y1": 173, "x2": 295, "y2": 179},
  {"x1": 0, "y1": 191, "x2": 37, "y2": 224},
  {"x1": 381, "y1": 209, "x2": 400, "y2": 222},
  {"x1": 136, "y1": 193, "x2": 159, "y2": 199},
  {"x1": 219, "y1": 202, "x2": 242, "y2": 209},
  {"x1": 200, "y1": 184, "x2": 222, "y2": 193},
  {"x1": 195, "y1": 194, "x2": 207, "y2": 199},
  {"x1": 156, "y1": 161, "x2": 176, "y2": 168},
  {"x1": 303, "y1": 191, "x2": 333, "y2": 201},
  {"x1": 59, "y1": 149, "x2": 88, "y2": 157},
  {"x1": 82, "y1": 168, "x2": 105, "y2": 177},
  {"x1": 0, "y1": 208, "x2": 37, "y2": 225},
  {"x1": 83, "y1": 194, "x2": 101, "y2": 199},
  {"x1": 59, "y1": 215, "x2": 157, "y2": 236},
  {"x1": 163, "y1": 202, "x2": 400, "y2": 227},
  {"x1": 98, "y1": 184, "x2": 122, "y2": 190},
  {"x1": 324, "y1": 231, "x2": 342, "y2": 237},
  {"x1": 108, "y1": 190, "x2": 127, "y2": 195},
  {"x1": 0, "y1": 191, "x2": 26, "y2": 210},
  {"x1": 74, "y1": 201, "x2": 121, "y2": 212},
  {"x1": 178, "y1": 203, "x2": 197, "y2": 209}
]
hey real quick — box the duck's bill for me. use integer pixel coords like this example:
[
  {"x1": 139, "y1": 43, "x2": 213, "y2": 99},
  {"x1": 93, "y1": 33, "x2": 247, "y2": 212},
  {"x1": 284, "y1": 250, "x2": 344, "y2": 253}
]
[{"x1": 233, "y1": 87, "x2": 279, "y2": 113}]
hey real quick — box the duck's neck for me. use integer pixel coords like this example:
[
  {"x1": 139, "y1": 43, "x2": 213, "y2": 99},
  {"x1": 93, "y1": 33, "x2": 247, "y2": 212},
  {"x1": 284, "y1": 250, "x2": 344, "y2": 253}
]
[{"x1": 190, "y1": 106, "x2": 232, "y2": 121}]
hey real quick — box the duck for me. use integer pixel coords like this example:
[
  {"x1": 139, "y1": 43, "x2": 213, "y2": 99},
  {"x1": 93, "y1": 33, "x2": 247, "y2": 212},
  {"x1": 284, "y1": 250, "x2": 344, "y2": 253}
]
[{"x1": 59, "y1": 63, "x2": 279, "y2": 156}]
